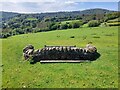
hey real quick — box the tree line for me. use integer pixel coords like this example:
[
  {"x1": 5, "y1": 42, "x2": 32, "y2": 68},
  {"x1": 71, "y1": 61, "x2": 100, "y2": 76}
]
[{"x1": 0, "y1": 11, "x2": 119, "y2": 38}]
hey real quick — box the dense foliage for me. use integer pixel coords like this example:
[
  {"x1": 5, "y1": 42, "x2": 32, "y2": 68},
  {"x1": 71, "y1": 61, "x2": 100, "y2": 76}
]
[{"x1": 88, "y1": 20, "x2": 100, "y2": 27}]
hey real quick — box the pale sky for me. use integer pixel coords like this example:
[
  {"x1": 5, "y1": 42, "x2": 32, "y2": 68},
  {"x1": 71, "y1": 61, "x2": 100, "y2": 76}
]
[{"x1": 0, "y1": 0, "x2": 119, "y2": 13}]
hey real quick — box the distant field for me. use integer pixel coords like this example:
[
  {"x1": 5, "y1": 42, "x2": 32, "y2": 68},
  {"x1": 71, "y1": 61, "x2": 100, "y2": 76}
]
[
  {"x1": 107, "y1": 18, "x2": 119, "y2": 23},
  {"x1": 61, "y1": 20, "x2": 80, "y2": 24},
  {"x1": 26, "y1": 17, "x2": 38, "y2": 21},
  {"x1": 1, "y1": 26, "x2": 118, "y2": 88}
]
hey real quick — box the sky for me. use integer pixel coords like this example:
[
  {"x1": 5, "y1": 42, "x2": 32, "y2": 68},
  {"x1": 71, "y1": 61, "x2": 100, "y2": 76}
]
[{"x1": 0, "y1": 0, "x2": 119, "y2": 13}]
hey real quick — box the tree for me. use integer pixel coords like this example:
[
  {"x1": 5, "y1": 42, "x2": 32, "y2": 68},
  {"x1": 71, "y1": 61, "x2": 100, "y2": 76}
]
[
  {"x1": 2, "y1": 23, "x2": 7, "y2": 29},
  {"x1": 88, "y1": 20, "x2": 100, "y2": 27},
  {"x1": 76, "y1": 16, "x2": 82, "y2": 20},
  {"x1": 44, "y1": 18, "x2": 50, "y2": 22},
  {"x1": 72, "y1": 21, "x2": 81, "y2": 28},
  {"x1": 48, "y1": 22, "x2": 56, "y2": 30},
  {"x1": 68, "y1": 23, "x2": 72, "y2": 29},
  {"x1": 104, "y1": 12, "x2": 119, "y2": 22},
  {"x1": 50, "y1": 17, "x2": 56, "y2": 22},
  {"x1": 60, "y1": 23, "x2": 68, "y2": 29},
  {"x1": 1, "y1": 33, "x2": 11, "y2": 38},
  {"x1": 51, "y1": 24, "x2": 58, "y2": 30},
  {"x1": 31, "y1": 23, "x2": 36, "y2": 28}
]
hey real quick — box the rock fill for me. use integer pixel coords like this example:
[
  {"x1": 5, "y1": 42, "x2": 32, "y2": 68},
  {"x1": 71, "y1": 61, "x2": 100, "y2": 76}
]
[{"x1": 23, "y1": 44, "x2": 99, "y2": 61}]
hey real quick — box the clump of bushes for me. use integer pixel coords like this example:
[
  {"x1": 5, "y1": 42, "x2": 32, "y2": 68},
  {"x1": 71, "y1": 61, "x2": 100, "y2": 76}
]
[
  {"x1": 60, "y1": 23, "x2": 68, "y2": 29},
  {"x1": 88, "y1": 20, "x2": 100, "y2": 27},
  {"x1": 93, "y1": 36, "x2": 100, "y2": 38},
  {"x1": 57, "y1": 35, "x2": 60, "y2": 37},
  {"x1": 72, "y1": 22, "x2": 81, "y2": 28},
  {"x1": 104, "y1": 34, "x2": 114, "y2": 36},
  {"x1": 70, "y1": 36, "x2": 75, "y2": 38},
  {"x1": 0, "y1": 33, "x2": 11, "y2": 38}
]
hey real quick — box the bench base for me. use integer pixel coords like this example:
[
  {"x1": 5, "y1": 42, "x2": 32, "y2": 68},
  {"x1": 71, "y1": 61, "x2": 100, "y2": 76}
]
[{"x1": 40, "y1": 60, "x2": 90, "y2": 63}]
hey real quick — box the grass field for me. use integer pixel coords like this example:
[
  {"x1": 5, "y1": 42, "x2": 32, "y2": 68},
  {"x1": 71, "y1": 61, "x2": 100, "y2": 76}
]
[
  {"x1": 26, "y1": 17, "x2": 38, "y2": 21},
  {"x1": 61, "y1": 20, "x2": 80, "y2": 24},
  {"x1": 1, "y1": 26, "x2": 118, "y2": 88}
]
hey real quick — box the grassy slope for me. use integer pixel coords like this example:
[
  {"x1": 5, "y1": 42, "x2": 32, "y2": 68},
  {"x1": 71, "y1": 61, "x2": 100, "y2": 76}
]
[
  {"x1": 26, "y1": 17, "x2": 38, "y2": 21},
  {"x1": 61, "y1": 20, "x2": 80, "y2": 24},
  {"x1": 2, "y1": 26, "x2": 118, "y2": 88}
]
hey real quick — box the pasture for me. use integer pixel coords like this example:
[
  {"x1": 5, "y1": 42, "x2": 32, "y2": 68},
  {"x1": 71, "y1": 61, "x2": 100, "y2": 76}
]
[
  {"x1": 61, "y1": 20, "x2": 80, "y2": 24},
  {"x1": 1, "y1": 26, "x2": 118, "y2": 88}
]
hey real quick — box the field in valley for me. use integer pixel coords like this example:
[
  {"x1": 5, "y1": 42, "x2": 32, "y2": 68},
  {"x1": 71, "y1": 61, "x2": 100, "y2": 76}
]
[{"x1": 1, "y1": 26, "x2": 118, "y2": 88}]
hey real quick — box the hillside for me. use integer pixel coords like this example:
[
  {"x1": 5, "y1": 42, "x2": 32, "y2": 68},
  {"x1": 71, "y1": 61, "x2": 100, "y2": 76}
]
[
  {"x1": 0, "y1": 11, "x2": 20, "y2": 22},
  {"x1": 2, "y1": 26, "x2": 118, "y2": 88},
  {"x1": 0, "y1": 8, "x2": 115, "y2": 22},
  {"x1": 0, "y1": 8, "x2": 119, "y2": 38},
  {"x1": 80, "y1": 8, "x2": 113, "y2": 15}
]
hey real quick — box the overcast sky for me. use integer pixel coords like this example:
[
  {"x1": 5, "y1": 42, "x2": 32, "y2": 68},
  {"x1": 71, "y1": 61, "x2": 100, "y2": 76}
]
[{"x1": 0, "y1": 0, "x2": 119, "y2": 13}]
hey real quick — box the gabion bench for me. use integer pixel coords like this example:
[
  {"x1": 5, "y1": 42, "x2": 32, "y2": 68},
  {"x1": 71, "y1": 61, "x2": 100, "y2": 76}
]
[{"x1": 23, "y1": 44, "x2": 100, "y2": 63}]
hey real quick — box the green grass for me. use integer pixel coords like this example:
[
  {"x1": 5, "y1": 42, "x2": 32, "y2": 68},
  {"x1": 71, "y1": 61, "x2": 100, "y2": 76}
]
[
  {"x1": 107, "y1": 18, "x2": 119, "y2": 23},
  {"x1": 106, "y1": 22, "x2": 120, "y2": 27},
  {"x1": 2, "y1": 26, "x2": 118, "y2": 88},
  {"x1": 61, "y1": 20, "x2": 80, "y2": 24},
  {"x1": 106, "y1": 18, "x2": 119, "y2": 26},
  {"x1": 82, "y1": 23, "x2": 88, "y2": 27}
]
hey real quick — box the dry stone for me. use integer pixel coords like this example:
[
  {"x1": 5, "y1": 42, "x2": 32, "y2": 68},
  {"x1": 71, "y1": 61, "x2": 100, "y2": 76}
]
[{"x1": 23, "y1": 44, "x2": 99, "y2": 61}]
